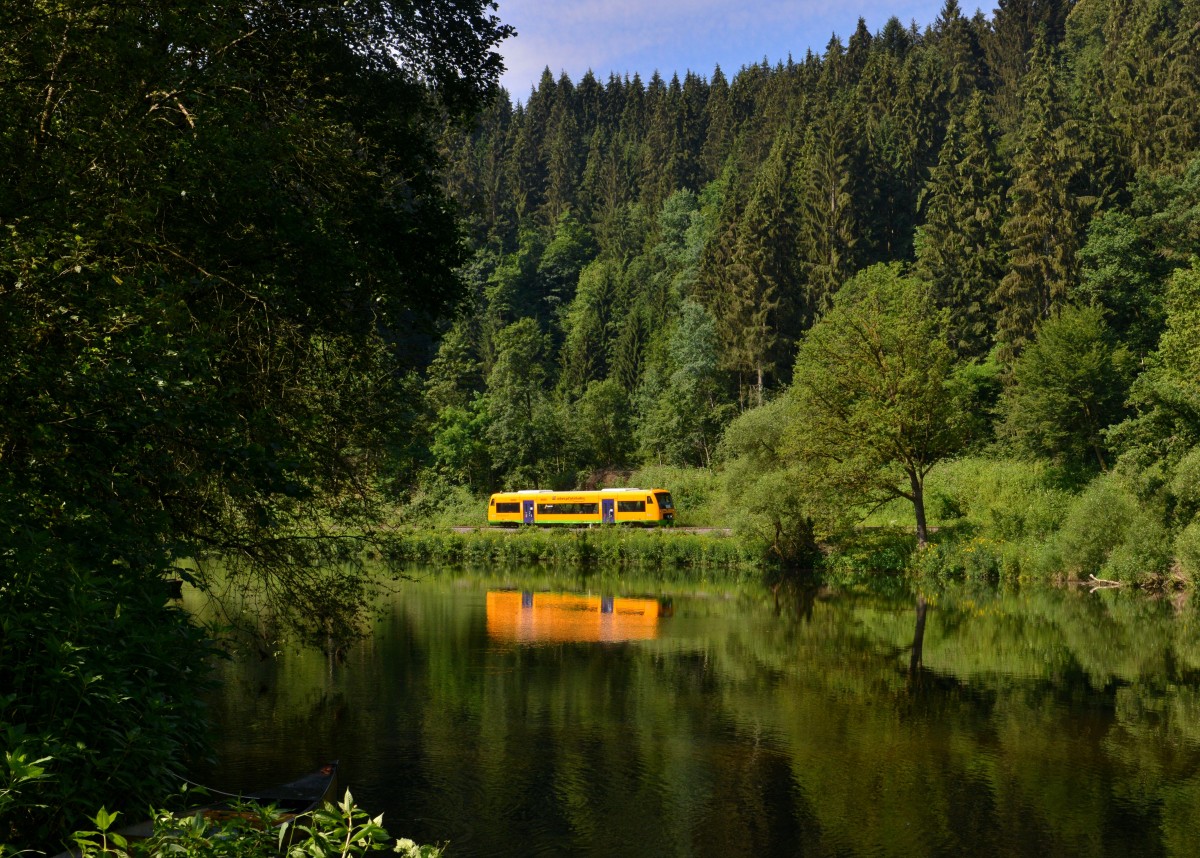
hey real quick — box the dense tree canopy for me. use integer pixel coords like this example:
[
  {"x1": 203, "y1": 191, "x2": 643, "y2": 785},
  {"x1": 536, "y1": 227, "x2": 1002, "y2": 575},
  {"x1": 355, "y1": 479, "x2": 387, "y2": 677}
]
[{"x1": 1, "y1": 0, "x2": 510, "y2": 848}]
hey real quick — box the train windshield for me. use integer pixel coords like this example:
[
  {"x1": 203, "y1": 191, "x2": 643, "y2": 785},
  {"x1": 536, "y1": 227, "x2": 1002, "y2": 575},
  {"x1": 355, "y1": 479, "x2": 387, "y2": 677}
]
[{"x1": 654, "y1": 492, "x2": 674, "y2": 510}]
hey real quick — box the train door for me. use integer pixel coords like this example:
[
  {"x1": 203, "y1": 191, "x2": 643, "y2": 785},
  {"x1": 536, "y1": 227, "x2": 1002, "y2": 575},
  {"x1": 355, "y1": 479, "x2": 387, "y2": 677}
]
[
  {"x1": 602, "y1": 498, "x2": 615, "y2": 524},
  {"x1": 523, "y1": 500, "x2": 535, "y2": 525}
]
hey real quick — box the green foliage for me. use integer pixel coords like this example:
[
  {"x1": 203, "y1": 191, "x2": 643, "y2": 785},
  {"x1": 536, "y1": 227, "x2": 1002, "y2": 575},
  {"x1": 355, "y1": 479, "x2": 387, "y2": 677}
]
[
  {"x1": 387, "y1": 528, "x2": 755, "y2": 574},
  {"x1": 1175, "y1": 520, "x2": 1200, "y2": 584},
  {"x1": 573, "y1": 379, "x2": 635, "y2": 467},
  {"x1": 1168, "y1": 447, "x2": 1200, "y2": 526},
  {"x1": 64, "y1": 790, "x2": 441, "y2": 858},
  {"x1": 1077, "y1": 159, "x2": 1200, "y2": 357},
  {"x1": 881, "y1": 456, "x2": 1073, "y2": 582},
  {"x1": 930, "y1": 457, "x2": 1071, "y2": 543},
  {"x1": 820, "y1": 530, "x2": 919, "y2": 578},
  {"x1": 624, "y1": 465, "x2": 723, "y2": 527},
  {"x1": 400, "y1": 481, "x2": 488, "y2": 528},
  {"x1": 0, "y1": 0, "x2": 509, "y2": 849},
  {"x1": 483, "y1": 318, "x2": 563, "y2": 487},
  {"x1": 788, "y1": 263, "x2": 966, "y2": 544},
  {"x1": 915, "y1": 90, "x2": 1007, "y2": 358},
  {"x1": 997, "y1": 304, "x2": 1133, "y2": 474},
  {"x1": 1053, "y1": 473, "x2": 1167, "y2": 582},
  {"x1": 0, "y1": 570, "x2": 214, "y2": 849},
  {"x1": 635, "y1": 300, "x2": 735, "y2": 468},
  {"x1": 993, "y1": 38, "x2": 1086, "y2": 359},
  {"x1": 718, "y1": 398, "x2": 822, "y2": 566},
  {"x1": 427, "y1": 401, "x2": 492, "y2": 491},
  {"x1": 1108, "y1": 262, "x2": 1200, "y2": 521}
]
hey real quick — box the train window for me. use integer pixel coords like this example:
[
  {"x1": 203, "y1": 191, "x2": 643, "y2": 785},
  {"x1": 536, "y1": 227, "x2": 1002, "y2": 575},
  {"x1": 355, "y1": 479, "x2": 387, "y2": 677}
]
[
  {"x1": 646, "y1": 496, "x2": 653, "y2": 504},
  {"x1": 495, "y1": 502, "x2": 520, "y2": 513},
  {"x1": 537, "y1": 503, "x2": 599, "y2": 515},
  {"x1": 654, "y1": 492, "x2": 674, "y2": 510},
  {"x1": 617, "y1": 500, "x2": 646, "y2": 513}
]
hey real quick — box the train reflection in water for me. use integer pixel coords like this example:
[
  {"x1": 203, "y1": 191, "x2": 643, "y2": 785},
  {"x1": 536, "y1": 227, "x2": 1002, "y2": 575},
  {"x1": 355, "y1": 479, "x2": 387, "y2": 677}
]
[{"x1": 485, "y1": 590, "x2": 673, "y2": 643}]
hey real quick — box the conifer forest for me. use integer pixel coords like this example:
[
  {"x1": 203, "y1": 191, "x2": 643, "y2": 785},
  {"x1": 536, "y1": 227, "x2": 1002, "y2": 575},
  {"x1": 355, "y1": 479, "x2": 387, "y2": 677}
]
[{"x1": 430, "y1": 0, "x2": 1200, "y2": 572}]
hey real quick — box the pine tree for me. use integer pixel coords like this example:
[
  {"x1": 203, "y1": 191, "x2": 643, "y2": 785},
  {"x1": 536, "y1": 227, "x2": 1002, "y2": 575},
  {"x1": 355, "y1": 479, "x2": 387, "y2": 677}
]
[
  {"x1": 559, "y1": 260, "x2": 619, "y2": 396},
  {"x1": 640, "y1": 71, "x2": 682, "y2": 210},
  {"x1": 931, "y1": 0, "x2": 984, "y2": 118},
  {"x1": 678, "y1": 71, "x2": 709, "y2": 190},
  {"x1": 506, "y1": 69, "x2": 557, "y2": 220}
]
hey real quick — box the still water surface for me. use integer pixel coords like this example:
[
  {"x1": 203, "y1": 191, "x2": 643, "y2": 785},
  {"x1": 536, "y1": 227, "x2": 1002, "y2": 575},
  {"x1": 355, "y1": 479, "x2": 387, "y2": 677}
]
[{"x1": 198, "y1": 571, "x2": 1200, "y2": 857}]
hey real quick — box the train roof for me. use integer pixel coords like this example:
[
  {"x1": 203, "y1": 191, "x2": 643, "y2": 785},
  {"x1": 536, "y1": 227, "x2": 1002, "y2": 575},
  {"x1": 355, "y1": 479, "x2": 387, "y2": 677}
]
[{"x1": 490, "y1": 488, "x2": 664, "y2": 495}]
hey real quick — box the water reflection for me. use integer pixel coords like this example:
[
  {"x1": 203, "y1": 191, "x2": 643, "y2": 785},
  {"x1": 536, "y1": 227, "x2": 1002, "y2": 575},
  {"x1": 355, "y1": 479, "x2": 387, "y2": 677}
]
[
  {"x1": 197, "y1": 575, "x2": 1200, "y2": 858},
  {"x1": 485, "y1": 590, "x2": 671, "y2": 644}
]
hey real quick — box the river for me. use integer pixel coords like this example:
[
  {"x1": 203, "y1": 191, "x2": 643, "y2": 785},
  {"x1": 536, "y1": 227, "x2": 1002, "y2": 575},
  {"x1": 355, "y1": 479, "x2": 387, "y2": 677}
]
[{"x1": 193, "y1": 569, "x2": 1200, "y2": 857}]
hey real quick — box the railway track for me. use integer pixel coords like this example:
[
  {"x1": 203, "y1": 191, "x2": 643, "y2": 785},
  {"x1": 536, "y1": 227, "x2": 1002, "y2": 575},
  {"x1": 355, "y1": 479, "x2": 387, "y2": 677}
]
[{"x1": 449, "y1": 525, "x2": 733, "y2": 536}]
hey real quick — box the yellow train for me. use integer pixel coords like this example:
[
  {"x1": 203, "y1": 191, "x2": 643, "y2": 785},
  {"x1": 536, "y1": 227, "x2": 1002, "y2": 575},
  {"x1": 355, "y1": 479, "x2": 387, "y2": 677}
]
[{"x1": 487, "y1": 488, "x2": 676, "y2": 527}]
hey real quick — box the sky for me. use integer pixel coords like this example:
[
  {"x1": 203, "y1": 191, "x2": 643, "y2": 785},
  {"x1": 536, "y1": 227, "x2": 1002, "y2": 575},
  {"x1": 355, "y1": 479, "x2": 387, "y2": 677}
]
[{"x1": 495, "y1": 0, "x2": 978, "y2": 98}]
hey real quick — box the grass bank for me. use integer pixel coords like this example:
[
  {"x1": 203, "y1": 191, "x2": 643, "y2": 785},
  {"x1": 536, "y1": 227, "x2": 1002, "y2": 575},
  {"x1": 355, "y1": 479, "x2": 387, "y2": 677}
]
[
  {"x1": 385, "y1": 526, "x2": 759, "y2": 577},
  {"x1": 858, "y1": 456, "x2": 1198, "y2": 587},
  {"x1": 394, "y1": 456, "x2": 1200, "y2": 588}
]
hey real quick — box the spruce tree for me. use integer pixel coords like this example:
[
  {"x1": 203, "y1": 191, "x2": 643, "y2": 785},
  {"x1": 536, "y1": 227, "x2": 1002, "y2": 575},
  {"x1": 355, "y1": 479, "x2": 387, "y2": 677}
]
[
  {"x1": 994, "y1": 39, "x2": 1085, "y2": 360},
  {"x1": 916, "y1": 91, "x2": 1007, "y2": 357},
  {"x1": 797, "y1": 109, "x2": 858, "y2": 313},
  {"x1": 700, "y1": 66, "x2": 733, "y2": 183},
  {"x1": 542, "y1": 91, "x2": 581, "y2": 226}
]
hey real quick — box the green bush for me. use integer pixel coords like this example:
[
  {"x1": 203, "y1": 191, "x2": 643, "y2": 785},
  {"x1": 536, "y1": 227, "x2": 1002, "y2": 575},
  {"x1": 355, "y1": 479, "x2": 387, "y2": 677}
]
[
  {"x1": 821, "y1": 529, "x2": 917, "y2": 577},
  {"x1": 399, "y1": 480, "x2": 486, "y2": 527},
  {"x1": 1101, "y1": 514, "x2": 1176, "y2": 583},
  {"x1": 1, "y1": 567, "x2": 214, "y2": 852},
  {"x1": 61, "y1": 790, "x2": 441, "y2": 858},
  {"x1": 1175, "y1": 519, "x2": 1200, "y2": 583},
  {"x1": 1169, "y1": 447, "x2": 1200, "y2": 524},
  {"x1": 1054, "y1": 474, "x2": 1139, "y2": 579},
  {"x1": 624, "y1": 465, "x2": 723, "y2": 526},
  {"x1": 930, "y1": 457, "x2": 1071, "y2": 539}
]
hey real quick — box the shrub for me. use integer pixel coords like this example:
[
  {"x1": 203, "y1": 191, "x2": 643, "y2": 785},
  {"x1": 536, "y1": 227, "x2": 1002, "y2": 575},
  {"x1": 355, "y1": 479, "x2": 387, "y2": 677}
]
[
  {"x1": 1101, "y1": 514, "x2": 1175, "y2": 583},
  {"x1": 1, "y1": 568, "x2": 214, "y2": 851},
  {"x1": 62, "y1": 790, "x2": 442, "y2": 858},
  {"x1": 399, "y1": 481, "x2": 486, "y2": 527},
  {"x1": 624, "y1": 465, "x2": 723, "y2": 526},
  {"x1": 1054, "y1": 474, "x2": 1139, "y2": 578},
  {"x1": 930, "y1": 457, "x2": 1071, "y2": 539},
  {"x1": 1175, "y1": 519, "x2": 1200, "y2": 584},
  {"x1": 822, "y1": 529, "x2": 917, "y2": 577},
  {"x1": 385, "y1": 526, "x2": 754, "y2": 574}
]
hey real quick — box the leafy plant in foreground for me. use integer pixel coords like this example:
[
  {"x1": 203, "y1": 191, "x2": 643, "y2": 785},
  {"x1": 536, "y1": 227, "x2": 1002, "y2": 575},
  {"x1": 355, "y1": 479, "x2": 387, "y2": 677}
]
[{"x1": 65, "y1": 791, "x2": 442, "y2": 858}]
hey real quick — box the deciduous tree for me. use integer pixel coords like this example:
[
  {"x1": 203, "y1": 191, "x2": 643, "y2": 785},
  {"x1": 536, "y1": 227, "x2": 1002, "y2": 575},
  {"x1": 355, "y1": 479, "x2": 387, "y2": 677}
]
[{"x1": 787, "y1": 264, "x2": 965, "y2": 546}]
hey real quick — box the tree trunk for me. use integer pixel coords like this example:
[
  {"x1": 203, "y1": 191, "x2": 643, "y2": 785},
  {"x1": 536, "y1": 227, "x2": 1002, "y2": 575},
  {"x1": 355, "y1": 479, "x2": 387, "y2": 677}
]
[
  {"x1": 909, "y1": 595, "x2": 928, "y2": 677},
  {"x1": 909, "y1": 469, "x2": 928, "y2": 547}
]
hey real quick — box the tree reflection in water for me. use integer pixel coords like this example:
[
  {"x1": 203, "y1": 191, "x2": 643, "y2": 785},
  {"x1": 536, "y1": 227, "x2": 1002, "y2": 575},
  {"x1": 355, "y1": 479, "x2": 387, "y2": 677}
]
[{"x1": 199, "y1": 574, "x2": 1200, "y2": 857}]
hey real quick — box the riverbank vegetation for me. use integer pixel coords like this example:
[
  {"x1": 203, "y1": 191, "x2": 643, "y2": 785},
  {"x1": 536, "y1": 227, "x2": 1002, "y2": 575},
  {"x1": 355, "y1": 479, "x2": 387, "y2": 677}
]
[
  {"x1": 67, "y1": 791, "x2": 441, "y2": 858},
  {"x1": 386, "y1": 527, "x2": 756, "y2": 575}
]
